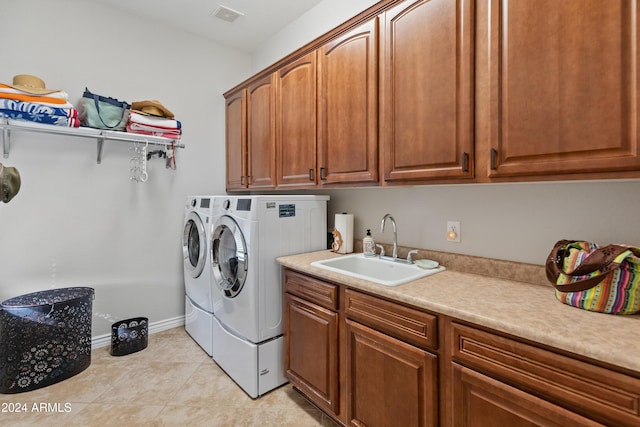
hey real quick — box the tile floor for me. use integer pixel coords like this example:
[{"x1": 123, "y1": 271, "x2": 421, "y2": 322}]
[{"x1": 0, "y1": 327, "x2": 340, "y2": 427}]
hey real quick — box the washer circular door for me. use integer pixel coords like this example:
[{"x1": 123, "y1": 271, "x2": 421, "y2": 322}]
[
  {"x1": 211, "y1": 216, "x2": 248, "y2": 298},
  {"x1": 183, "y1": 211, "x2": 206, "y2": 278}
]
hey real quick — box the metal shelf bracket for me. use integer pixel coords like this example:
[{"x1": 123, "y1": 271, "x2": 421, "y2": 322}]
[
  {"x1": 97, "y1": 137, "x2": 104, "y2": 164},
  {"x1": 2, "y1": 126, "x2": 9, "y2": 159}
]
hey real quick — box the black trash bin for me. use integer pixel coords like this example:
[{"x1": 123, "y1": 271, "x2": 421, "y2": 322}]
[
  {"x1": 0, "y1": 287, "x2": 94, "y2": 393},
  {"x1": 110, "y1": 317, "x2": 148, "y2": 356}
]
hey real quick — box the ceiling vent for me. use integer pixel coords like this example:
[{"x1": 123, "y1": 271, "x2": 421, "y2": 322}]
[{"x1": 212, "y1": 5, "x2": 244, "y2": 23}]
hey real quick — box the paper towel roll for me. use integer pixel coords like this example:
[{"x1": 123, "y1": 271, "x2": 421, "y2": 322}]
[{"x1": 333, "y1": 213, "x2": 354, "y2": 254}]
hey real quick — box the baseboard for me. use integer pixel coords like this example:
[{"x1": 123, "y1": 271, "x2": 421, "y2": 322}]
[{"x1": 91, "y1": 315, "x2": 185, "y2": 350}]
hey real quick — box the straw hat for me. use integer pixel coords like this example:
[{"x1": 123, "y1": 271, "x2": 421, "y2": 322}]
[
  {"x1": 131, "y1": 100, "x2": 174, "y2": 119},
  {"x1": 7, "y1": 74, "x2": 59, "y2": 95}
]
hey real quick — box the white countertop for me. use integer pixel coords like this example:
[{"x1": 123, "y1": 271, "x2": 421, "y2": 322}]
[{"x1": 277, "y1": 250, "x2": 640, "y2": 374}]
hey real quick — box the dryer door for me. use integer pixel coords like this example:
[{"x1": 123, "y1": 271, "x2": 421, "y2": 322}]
[
  {"x1": 183, "y1": 211, "x2": 207, "y2": 278},
  {"x1": 211, "y1": 215, "x2": 248, "y2": 298}
]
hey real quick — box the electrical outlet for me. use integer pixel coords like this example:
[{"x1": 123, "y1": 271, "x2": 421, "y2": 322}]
[{"x1": 446, "y1": 221, "x2": 461, "y2": 242}]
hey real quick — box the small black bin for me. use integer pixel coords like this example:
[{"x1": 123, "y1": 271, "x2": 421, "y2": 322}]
[
  {"x1": 111, "y1": 317, "x2": 148, "y2": 356},
  {"x1": 0, "y1": 287, "x2": 94, "y2": 394}
]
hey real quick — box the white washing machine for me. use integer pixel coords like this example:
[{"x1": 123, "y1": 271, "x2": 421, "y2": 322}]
[
  {"x1": 183, "y1": 195, "x2": 216, "y2": 356},
  {"x1": 210, "y1": 195, "x2": 329, "y2": 398}
]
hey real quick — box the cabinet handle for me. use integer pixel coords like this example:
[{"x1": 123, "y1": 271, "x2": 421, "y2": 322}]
[
  {"x1": 490, "y1": 148, "x2": 498, "y2": 170},
  {"x1": 309, "y1": 168, "x2": 314, "y2": 182},
  {"x1": 320, "y1": 167, "x2": 326, "y2": 181},
  {"x1": 240, "y1": 176, "x2": 244, "y2": 186},
  {"x1": 461, "y1": 152, "x2": 469, "y2": 172}
]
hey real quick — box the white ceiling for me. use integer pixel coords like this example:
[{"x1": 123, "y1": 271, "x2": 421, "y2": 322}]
[{"x1": 94, "y1": 0, "x2": 324, "y2": 53}]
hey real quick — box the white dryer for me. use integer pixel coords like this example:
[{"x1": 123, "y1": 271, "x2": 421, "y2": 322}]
[
  {"x1": 183, "y1": 195, "x2": 216, "y2": 356},
  {"x1": 210, "y1": 195, "x2": 329, "y2": 398}
]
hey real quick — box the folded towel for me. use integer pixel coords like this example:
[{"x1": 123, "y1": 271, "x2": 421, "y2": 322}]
[
  {"x1": 0, "y1": 99, "x2": 77, "y2": 118},
  {"x1": 126, "y1": 123, "x2": 181, "y2": 139},
  {"x1": 129, "y1": 111, "x2": 181, "y2": 129},
  {"x1": 0, "y1": 109, "x2": 80, "y2": 127},
  {"x1": 0, "y1": 83, "x2": 69, "y2": 100},
  {"x1": 0, "y1": 92, "x2": 73, "y2": 107},
  {"x1": 127, "y1": 122, "x2": 181, "y2": 135}
]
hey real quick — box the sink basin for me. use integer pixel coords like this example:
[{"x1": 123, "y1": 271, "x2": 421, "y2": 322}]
[{"x1": 311, "y1": 253, "x2": 445, "y2": 286}]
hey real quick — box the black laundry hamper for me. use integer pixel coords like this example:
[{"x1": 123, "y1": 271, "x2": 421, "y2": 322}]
[{"x1": 0, "y1": 287, "x2": 94, "y2": 393}]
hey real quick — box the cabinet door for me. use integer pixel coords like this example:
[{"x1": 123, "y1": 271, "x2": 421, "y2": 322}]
[
  {"x1": 450, "y1": 322, "x2": 640, "y2": 426},
  {"x1": 225, "y1": 89, "x2": 246, "y2": 191},
  {"x1": 381, "y1": 0, "x2": 474, "y2": 183},
  {"x1": 276, "y1": 52, "x2": 318, "y2": 187},
  {"x1": 346, "y1": 319, "x2": 438, "y2": 427},
  {"x1": 284, "y1": 293, "x2": 339, "y2": 416},
  {"x1": 480, "y1": 0, "x2": 640, "y2": 177},
  {"x1": 317, "y1": 18, "x2": 378, "y2": 185},
  {"x1": 247, "y1": 74, "x2": 276, "y2": 189},
  {"x1": 451, "y1": 364, "x2": 604, "y2": 427}
]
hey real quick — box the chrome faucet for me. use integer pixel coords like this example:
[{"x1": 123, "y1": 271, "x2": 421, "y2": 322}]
[
  {"x1": 379, "y1": 214, "x2": 418, "y2": 264},
  {"x1": 380, "y1": 213, "x2": 398, "y2": 259}
]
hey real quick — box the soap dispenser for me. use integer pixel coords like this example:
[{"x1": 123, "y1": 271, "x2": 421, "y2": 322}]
[{"x1": 363, "y1": 229, "x2": 376, "y2": 257}]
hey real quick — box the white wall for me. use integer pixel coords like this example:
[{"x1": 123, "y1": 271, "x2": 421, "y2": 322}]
[
  {"x1": 0, "y1": 0, "x2": 250, "y2": 336},
  {"x1": 252, "y1": 0, "x2": 381, "y2": 72},
  {"x1": 322, "y1": 181, "x2": 640, "y2": 265},
  {"x1": 253, "y1": 0, "x2": 640, "y2": 266}
]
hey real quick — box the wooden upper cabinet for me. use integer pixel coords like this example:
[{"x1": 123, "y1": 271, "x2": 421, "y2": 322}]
[
  {"x1": 381, "y1": 0, "x2": 474, "y2": 183},
  {"x1": 247, "y1": 74, "x2": 277, "y2": 189},
  {"x1": 276, "y1": 52, "x2": 318, "y2": 188},
  {"x1": 481, "y1": 0, "x2": 640, "y2": 177},
  {"x1": 225, "y1": 89, "x2": 246, "y2": 191},
  {"x1": 317, "y1": 18, "x2": 379, "y2": 186}
]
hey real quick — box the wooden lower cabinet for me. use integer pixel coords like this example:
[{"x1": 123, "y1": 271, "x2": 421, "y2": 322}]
[
  {"x1": 284, "y1": 292, "x2": 340, "y2": 416},
  {"x1": 284, "y1": 269, "x2": 439, "y2": 426},
  {"x1": 451, "y1": 363, "x2": 603, "y2": 427},
  {"x1": 449, "y1": 321, "x2": 640, "y2": 427},
  {"x1": 346, "y1": 319, "x2": 438, "y2": 427},
  {"x1": 283, "y1": 269, "x2": 640, "y2": 427}
]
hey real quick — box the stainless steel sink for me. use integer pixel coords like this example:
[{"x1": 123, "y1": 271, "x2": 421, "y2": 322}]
[{"x1": 311, "y1": 253, "x2": 445, "y2": 286}]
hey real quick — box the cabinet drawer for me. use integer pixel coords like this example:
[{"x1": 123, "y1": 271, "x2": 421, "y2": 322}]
[
  {"x1": 451, "y1": 322, "x2": 640, "y2": 427},
  {"x1": 284, "y1": 269, "x2": 338, "y2": 310},
  {"x1": 451, "y1": 363, "x2": 604, "y2": 427},
  {"x1": 345, "y1": 289, "x2": 437, "y2": 350}
]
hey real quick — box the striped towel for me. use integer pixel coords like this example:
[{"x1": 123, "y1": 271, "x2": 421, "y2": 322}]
[
  {"x1": 0, "y1": 99, "x2": 78, "y2": 118},
  {"x1": 0, "y1": 109, "x2": 80, "y2": 127}
]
